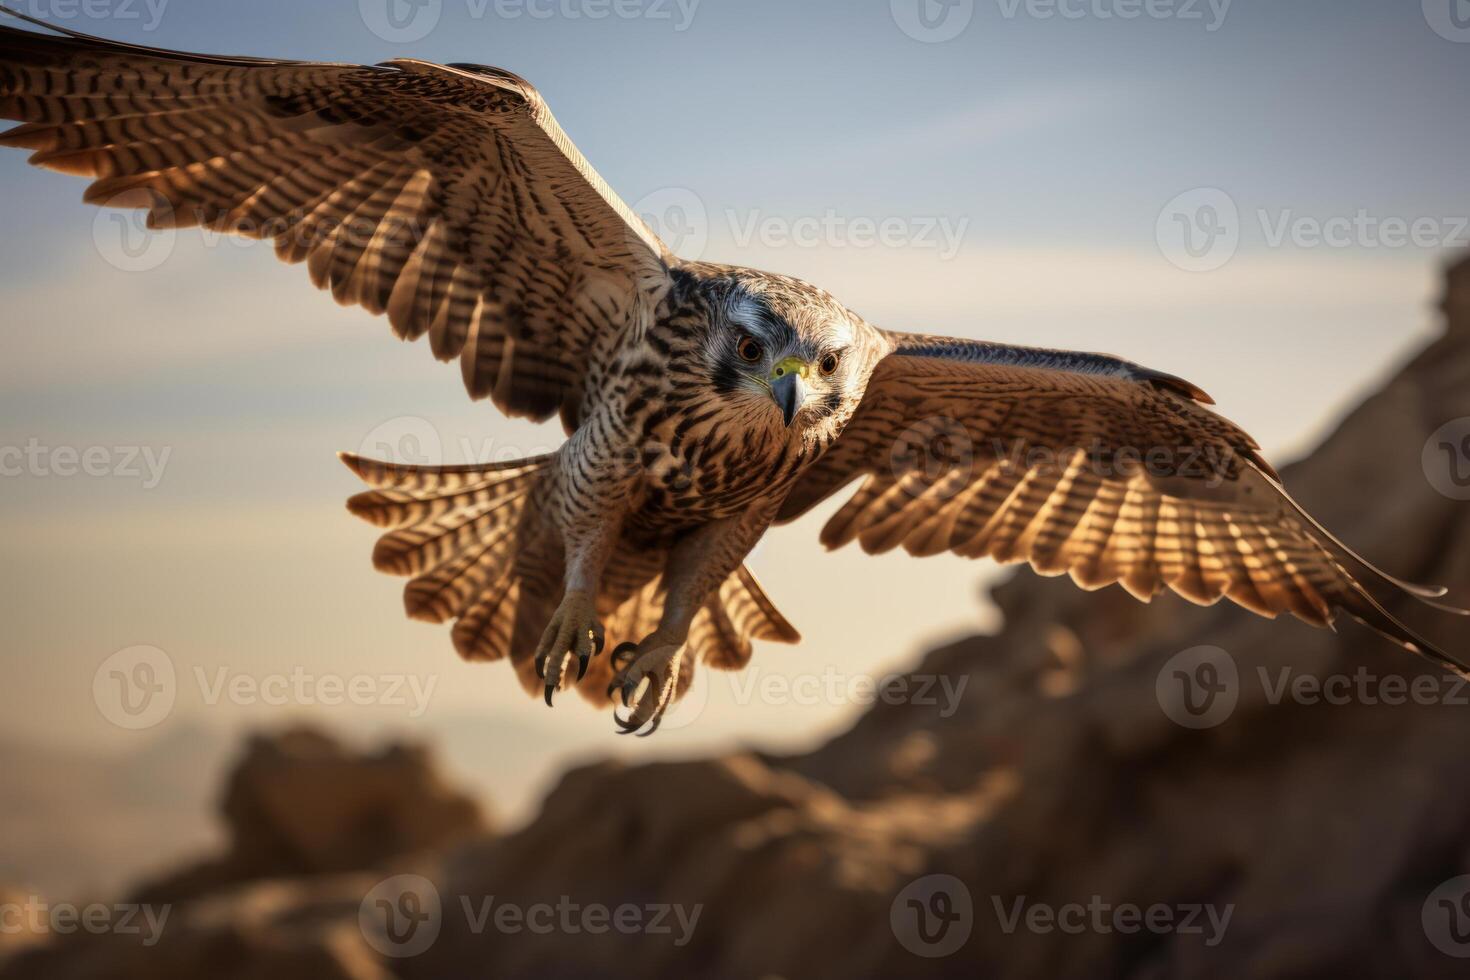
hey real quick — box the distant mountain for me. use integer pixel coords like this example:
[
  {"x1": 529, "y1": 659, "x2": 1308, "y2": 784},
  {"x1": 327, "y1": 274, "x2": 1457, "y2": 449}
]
[{"x1": 0, "y1": 724, "x2": 230, "y2": 899}]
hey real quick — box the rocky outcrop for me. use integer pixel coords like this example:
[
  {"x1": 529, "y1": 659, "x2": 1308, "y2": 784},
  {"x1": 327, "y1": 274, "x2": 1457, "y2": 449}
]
[
  {"x1": 133, "y1": 727, "x2": 486, "y2": 905},
  {"x1": 7, "y1": 257, "x2": 1470, "y2": 979}
]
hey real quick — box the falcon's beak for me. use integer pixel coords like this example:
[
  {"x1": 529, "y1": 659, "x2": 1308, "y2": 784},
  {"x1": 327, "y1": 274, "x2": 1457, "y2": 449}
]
[{"x1": 769, "y1": 356, "x2": 811, "y2": 427}]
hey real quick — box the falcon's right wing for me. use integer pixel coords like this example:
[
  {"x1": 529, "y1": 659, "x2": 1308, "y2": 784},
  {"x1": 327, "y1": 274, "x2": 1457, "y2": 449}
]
[{"x1": 0, "y1": 7, "x2": 674, "y2": 428}]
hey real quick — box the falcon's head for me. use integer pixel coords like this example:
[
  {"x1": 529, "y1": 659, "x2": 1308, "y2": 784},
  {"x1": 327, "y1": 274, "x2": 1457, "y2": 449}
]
[{"x1": 697, "y1": 268, "x2": 878, "y2": 442}]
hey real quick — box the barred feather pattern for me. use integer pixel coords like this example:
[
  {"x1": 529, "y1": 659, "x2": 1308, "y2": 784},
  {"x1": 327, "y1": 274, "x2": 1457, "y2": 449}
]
[
  {"x1": 0, "y1": 19, "x2": 671, "y2": 427},
  {"x1": 779, "y1": 332, "x2": 1467, "y2": 674}
]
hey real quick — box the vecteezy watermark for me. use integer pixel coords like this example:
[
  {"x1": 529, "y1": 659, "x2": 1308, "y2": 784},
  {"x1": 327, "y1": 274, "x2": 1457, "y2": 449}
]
[
  {"x1": 632, "y1": 187, "x2": 709, "y2": 260},
  {"x1": 354, "y1": 417, "x2": 562, "y2": 470},
  {"x1": 359, "y1": 0, "x2": 701, "y2": 43},
  {"x1": 890, "y1": 0, "x2": 974, "y2": 42},
  {"x1": 726, "y1": 209, "x2": 970, "y2": 262},
  {"x1": 461, "y1": 895, "x2": 702, "y2": 946},
  {"x1": 726, "y1": 668, "x2": 969, "y2": 718},
  {"x1": 1156, "y1": 188, "x2": 1241, "y2": 273},
  {"x1": 1256, "y1": 209, "x2": 1470, "y2": 251},
  {"x1": 91, "y1": 192, "x2": 176, "y2": 273},
  {"x1": 1424, "y1": 875, "x2": 1470, "y2": 957},
  {"x1": 994, "y1": 0, "x2": 1231, "y2": 30},
  {"x1": 93, "y1": 646, "x2": 177, "y2": 730},
  {"x1": 991, "y1": 895, "x2": 1233, "y2": 946},
  {"x1": 194, "y1": 666, "x2": 439, "y2": 719},
  {"x1": 1157, "y1": 188, "x2": 1470, "y2": 272},
  {"x1": 0, "y1": 0, "x2": 170, "y2": 31},
  {"x1": 1156, "y1": 647, "x2": 1470, "y2": 730},
  {"x1": 1423, "y1": 0, "x2": 1470, "y2": 43},
  {"x1": 358, "y1": 875, "x2": 703, "y2": 957},
  {"x1": 1423, "y1": 417, "x2": 1470, "y2": 501},
  {"x1": 1257, "y1": 666, "x2": 1470, "y2": 709},
  {"x1": 0, "y1": 439, "x2": 171, "y2": 489},
  {"x1": 630, "y1": 187, "x2": 970, "y2": 263},
  {"x1": 92, "y1": 646, "x2": 440, "y2": 730},
  {"x1": 1155, "y1": 646, "x2": 1239, "y2": 729},
  {"x1": 360, "y1": 415, "x2": 447, "y2": 467},
  {"x1": 360, "y1": 875, "x2": 443, "y2": 958},
  {"x1": 891, "y1": 875, "x2": 974, "y2": 957},
  {"x1": 0, "y1": 897, "x2": 171, "y2": 947},
  {"x1": 885, "y1": 419, "x2": 1241, "y2": 498}
]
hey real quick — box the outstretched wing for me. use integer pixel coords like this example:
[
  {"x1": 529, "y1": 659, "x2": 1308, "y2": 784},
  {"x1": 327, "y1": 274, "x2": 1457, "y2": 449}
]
[
  {"x1": 779, "y1": 330, "x2": 1469, "y2": 673},
  {"x1": 0, "y1": 9, "x2": 673, "y2": 427}
]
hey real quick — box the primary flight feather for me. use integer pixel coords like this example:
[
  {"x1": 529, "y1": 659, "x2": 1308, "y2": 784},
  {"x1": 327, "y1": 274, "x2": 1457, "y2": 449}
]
[{"x1": 1, "y1": 8, "x2": 1463, "y2": 734}]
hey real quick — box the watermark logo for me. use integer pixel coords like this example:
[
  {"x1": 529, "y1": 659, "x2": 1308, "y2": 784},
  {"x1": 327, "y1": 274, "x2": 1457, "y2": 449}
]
[
  {"x1": 194, "y1": 667, "x2": 439, "y2": 719},
  {"x1": 0, "y1": 439, "x2": 171, "y2": 488},
  {"x1": 1423, "y1": 417, "x2": 1470, "y2": 501},
  {"x1": 2, "y1": 0, "x2": 170, "y2": 31},
  {"x1": 891, "y1": 874, "x2": 973, "y2": 957},
  {"x1": 360, "y1": 415, "x2": 445, "y2": 467},
  {"x1": 1423, "y1": 0, "x2": 1470, "y2": 42},
  {"x1": 891, "y1": 0, "x2": 975, "y2": 43},
  {"x1": 1156, "y1": 187, "x2": 1239, "y2": 272},
  {"x1": 1156, "y1": 645, "x2": 1238, "y2": 729},
  {"x1": 727, "y1": 667, "x2": 969, "y2": 718},
  {"x1": 92, "y1": 193, "x2": 175, "y2": 273},
  {"x1": 633, "y1": 186, "x2": 709, "y2": 261},
  {"x1": 360, "y1": 875, "x2": 443, "y2": 958},
  {"x1": 726, "y1": 209, "x2": 969, "y2": 261},
  {"x1": 460, "y1": 894, "x2": 702, "y2": 944},
  {"x1": 93, "y1": 645, "x2": 176, "y2": 730},
  {"x1": 992, "y1": 894, "x2": 1233, "y2": 946},
  {"x1": 0, "y1": 897, "x2": 171, "y2": 947},
  {"x1": 360, "y1": 0, "x2": 443, "y2": 42},
  {"x1": 994, "y1": 0, "x2": 1231, "y2": 31},
  {"x1": 1423, "y1": 875, "x2": 1470, "y2": 957}
]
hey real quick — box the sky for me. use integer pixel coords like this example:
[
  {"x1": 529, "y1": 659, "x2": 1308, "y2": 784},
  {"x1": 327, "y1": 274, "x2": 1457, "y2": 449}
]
[{"x1": 1, "y1": 0, "x2": 1469, "y2": 829}]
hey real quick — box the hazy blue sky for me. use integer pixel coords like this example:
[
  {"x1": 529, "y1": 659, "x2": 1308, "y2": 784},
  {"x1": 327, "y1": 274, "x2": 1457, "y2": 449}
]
[{"x1": 1, "y1": 0, "x2": 1468, "y2": 826}]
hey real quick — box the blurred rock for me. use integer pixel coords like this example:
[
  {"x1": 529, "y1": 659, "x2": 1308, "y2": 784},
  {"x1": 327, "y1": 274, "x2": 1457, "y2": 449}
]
[
  {"x1": 134, "y1": 727, "x2": 486, "y2": 904},
  {"x1": 2, "y1": 875, "x2": 398, "y2": 980}
]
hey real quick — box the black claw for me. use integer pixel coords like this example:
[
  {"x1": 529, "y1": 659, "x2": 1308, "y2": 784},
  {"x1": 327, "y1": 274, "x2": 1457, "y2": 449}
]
[
  {"x1": 544, "y1": 679, "x2": 556, "y2": 707},
  {"x1": 592, "y1": 624, "x2": 606, "y2": 656},
  {"x1": 610, "y1": 642, "x2": 638, "y2": 672},
  {"x1": 576, "y1": 651, "x2": 590, "y2": 682}
]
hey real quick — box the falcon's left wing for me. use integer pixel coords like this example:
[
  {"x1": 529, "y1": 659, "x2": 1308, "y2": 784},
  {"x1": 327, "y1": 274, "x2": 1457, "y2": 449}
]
[{"x1": 778, "y1": 331, "x2": 1469, "y2": 673}]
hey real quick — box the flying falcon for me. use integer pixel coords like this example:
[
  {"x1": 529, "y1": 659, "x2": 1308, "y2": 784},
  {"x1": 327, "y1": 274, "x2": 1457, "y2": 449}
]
[{"x1": 1, "y1": 10, "x2": 1464, "y2": 733}]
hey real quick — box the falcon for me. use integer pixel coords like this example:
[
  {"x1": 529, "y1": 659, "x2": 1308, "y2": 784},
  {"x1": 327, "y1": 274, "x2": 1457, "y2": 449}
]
[{"x1": 1, "y1": 10, "x2": 1464, "y2": 734}]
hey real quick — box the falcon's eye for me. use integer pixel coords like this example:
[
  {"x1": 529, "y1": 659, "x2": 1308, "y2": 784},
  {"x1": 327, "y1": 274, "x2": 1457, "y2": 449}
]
[
  {"x1": 818, "y1": 352, "x2": 841, "y2": 376},
  {"x1": 737, "y1": 335, "x2": 764, "y2": 363}
]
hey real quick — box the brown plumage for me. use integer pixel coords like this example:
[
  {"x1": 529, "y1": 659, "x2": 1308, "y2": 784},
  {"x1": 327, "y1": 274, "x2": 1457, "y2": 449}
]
[{"x1": 1, "y1": 9, "x2": 1463, "y2": 734}]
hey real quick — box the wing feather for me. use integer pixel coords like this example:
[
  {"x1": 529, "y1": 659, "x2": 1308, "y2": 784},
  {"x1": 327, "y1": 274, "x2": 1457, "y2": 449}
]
[
  {"x1": 0, "y1": 10, "x2": 673, "y2": 426},
  {"x1": 781, "y1": 330, "x2": 1468, "y2": 674}
]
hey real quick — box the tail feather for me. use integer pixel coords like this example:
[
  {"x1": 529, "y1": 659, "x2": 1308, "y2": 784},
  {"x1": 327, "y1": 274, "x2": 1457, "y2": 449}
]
[
  {"x1": 341, "y1": 450, "x2": 802, "y2": 706},
  {"x1": 342, "y1": 451, "x2": 557, "y2": 661}
]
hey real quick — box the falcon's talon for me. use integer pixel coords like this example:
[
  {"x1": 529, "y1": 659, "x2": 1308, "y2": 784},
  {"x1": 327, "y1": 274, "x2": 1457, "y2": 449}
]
[
  {"x1": 606, "y1": 639, "x2": 684, "y2": 735},
  {"x1": 532, "y1": 591, "x2": 602, "y2": 705},
  {"x1": 609, "y1": 642, "x2": 639, "y2": 673}
]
